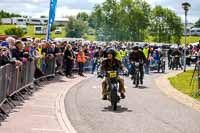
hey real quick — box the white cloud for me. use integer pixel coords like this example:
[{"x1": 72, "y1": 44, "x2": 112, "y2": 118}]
[
  {"x1": 56, "y1": 7, "x2": 91, "y2": 18},
  {"x1": 0, "y1": 0, "x2": 198, "y2": 23}
]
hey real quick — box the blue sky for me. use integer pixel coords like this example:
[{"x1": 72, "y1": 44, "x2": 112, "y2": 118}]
[{"x1": 0, "y1": 0, "x2": 199, "y2": 23}]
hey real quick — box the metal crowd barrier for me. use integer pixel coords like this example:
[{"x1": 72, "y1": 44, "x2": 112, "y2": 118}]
[
  {"x1": 0, "y1": 57, "x2": 56, "y2": 113},
  {"x1": 72, "y1": 60, "x2": 93, "y2": 72},
  {"x1": 0, "y1": 55, "x2": 94, "y2": 118},
  {"x1": 35, "y1": 56, "x2": 56, "y2": 80},
  {"x1": 0, "y1": 65, "x2": 9, "y2": 107}
]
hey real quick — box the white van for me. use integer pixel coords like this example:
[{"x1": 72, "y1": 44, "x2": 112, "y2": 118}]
[
  {"x1": 12, "y1": 18, "x2": 27, "y2": 25},
  {"x1": 34, "y1": 26, "x2": 47, "y2": 35},
  {"x1": 190, "y1": 28, "x2": 200, "y2": 36}
]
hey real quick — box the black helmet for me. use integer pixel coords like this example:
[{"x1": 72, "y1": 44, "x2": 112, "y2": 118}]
[
  {"x1": 132, "y1": 46, "x2": 139, "y2": 51},
  {"x1": 106, "y1": 48, "x2": 116, "y2": 57}
]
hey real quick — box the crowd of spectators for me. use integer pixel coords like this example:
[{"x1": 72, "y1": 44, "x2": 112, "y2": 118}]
[{"x1": 1, "y1": 37, "x2": 200, "y2": 79}]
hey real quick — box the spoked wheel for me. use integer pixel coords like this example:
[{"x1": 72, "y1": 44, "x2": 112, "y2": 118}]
[
  {"x1": 162, "y1": 62, "x2": 165, "y2": 73},
  {"x1": 111, "y1": 101, "x2": 117, "y2": 111},
  {"x1": 110, "y1": 90, "x2": 118, "y2": 111},
  {"x1": 135, "y1": 72, "x2": 139, "y2": 88}
]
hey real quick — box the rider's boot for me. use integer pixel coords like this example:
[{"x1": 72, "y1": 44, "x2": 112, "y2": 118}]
[
  {"x1": 133, "y1": 80, "x2": 136, "y2": 84},
  {"x1": 102, "y1": 95, "x2": 107, "y2": 100},
  {"x1": 140, "y1": 80, "x2": 143, "y2": 85},
  {"x1": 120, "y1": 93, "x2": 125, "y2": 99}
]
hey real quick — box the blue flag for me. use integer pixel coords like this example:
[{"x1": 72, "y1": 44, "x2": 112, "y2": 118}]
[{"x1": 47, "y1": 0, "x2": 57, "y2": 41}]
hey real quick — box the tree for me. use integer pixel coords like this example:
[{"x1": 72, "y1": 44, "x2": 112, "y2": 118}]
[
  {"x1": 194, "y1": 18, "x2": 200, "y2": 27},
  {"x1": 40, "y1": 15, "x2": 47, "y2": 18},
  {"x1": 0, "y1": 10, "x2": 21, "y2": 18},
  {"x1": 51, "y1": 24, "x2": 57, "y2": 31},
  {"x1": 77, "y1": 12, "x2": 89, "y2": 22},
  {"x1": 90, "y1": 0, "x2": 151, "y2": 41},
  {"x1": 65, "y1": 16, "x2": 88, "y2": 38},
  {"x1": 86, "y1": 0, "x2": 183, "y2": 43},
  {"x1": 150, "y1": 6, "x2": 183, "y2": 43},
  {"x1": 5, "y1": 27, "x2": 25, "y2": 38}
]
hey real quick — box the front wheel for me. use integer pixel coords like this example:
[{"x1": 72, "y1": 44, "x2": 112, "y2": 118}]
[
  {"x1": 111, "y1": 101, "x2": 117, "y2": 111},
  {"x1": 162, "y1": 62, "x2": 165, "y2": 73},
  {"x1": 135, "y1": 71, "x2": 139, "y2": 88}
]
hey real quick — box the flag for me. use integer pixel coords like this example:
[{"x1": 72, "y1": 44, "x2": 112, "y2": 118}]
[{"x1": 47, "y1": 0, "x2": 57, "y2": 41}]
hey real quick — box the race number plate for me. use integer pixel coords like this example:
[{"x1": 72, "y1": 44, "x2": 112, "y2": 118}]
[{"x1": 109, "y1": 71, "x2": 117, "y2": 78}]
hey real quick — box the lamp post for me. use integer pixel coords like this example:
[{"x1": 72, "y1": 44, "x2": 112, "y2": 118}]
[{"x1": 182, "y1": 2, "x2": 191, "y2": 72}]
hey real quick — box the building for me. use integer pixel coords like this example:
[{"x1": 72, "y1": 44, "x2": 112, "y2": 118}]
[
  {"x1": 27, "y1": 17, "x2": 48, "y2": 25},
  {"x1": 1, "y1": 17, "x2": 68, "y2": 26},
  {"x1": 1, "y1": 18, "x2": 12, "y2": 24},
  {"x1": 54, "y1": 18, "x2": 69, "y2": 26}
]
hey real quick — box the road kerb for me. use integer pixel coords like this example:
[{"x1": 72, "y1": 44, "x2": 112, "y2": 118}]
[
  {"x1": 56, "y1": 75, "x2": 92, "y2": 133},
  {"x1": 155, "y1": 71, "x2": 200, "y2": 112}
]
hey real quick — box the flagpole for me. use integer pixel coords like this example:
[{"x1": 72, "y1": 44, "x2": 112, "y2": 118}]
[{"x1": 47, "y1": 0, "x2": 52, "y2": 41}]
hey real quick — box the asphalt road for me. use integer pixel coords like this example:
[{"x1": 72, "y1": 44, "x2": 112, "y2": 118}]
[{"x1": 65, "y1": 72, "x2": 200, "y2": 133}]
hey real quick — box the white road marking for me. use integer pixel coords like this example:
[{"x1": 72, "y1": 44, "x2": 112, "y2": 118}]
[
  {"x1": 92, "y1": 86, "x2": 98, "y2": 89},
  {"x1": 32, "y1": 128, "x2": 64, "y2": 132},
  {"x1": 29, "y1": 105, "x2": 55, "y2": 109},
  {"x1": 32, "y1": 115, "x2": 56, "y2": 119}
]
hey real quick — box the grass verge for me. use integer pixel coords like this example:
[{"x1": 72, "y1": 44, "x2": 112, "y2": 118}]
[
  {"x1": 168, "y1": 70, "x2": 200, "y2": 101},
  {"x1": 0, "y1": 24, "x2": 66, "y2": 39}
]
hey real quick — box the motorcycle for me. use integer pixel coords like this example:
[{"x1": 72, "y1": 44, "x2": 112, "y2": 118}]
[
  {"x1": 172, "y1": 55, "x2": 181, "y2": 70},
  {"x1": 131, "y1": 62, "x2": 141, "y2": 88},
  {"x1": 105, "y1": 71, "x2": 120, "y2": 111},
  {"x1": 156, "y1": 57, "x2": 165, "y2": 73}
]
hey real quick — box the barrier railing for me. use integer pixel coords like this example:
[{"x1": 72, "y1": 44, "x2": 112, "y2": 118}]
[
  {"x1": 0, "y1": 65, "x2": 9, "y2": 107},
  {"x1": 72, "y1": 60, "x2": 93, "y2": 72},
  {"x1": 0, "y1": 56, "x2": 94, "y2": 112},
  {"x1": 34, "y1": 56, "x2": 56, "y2": 80}
]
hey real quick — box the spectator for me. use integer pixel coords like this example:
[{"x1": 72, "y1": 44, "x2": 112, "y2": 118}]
[
  {"x1": 6, "y1": 36, "x2": 16, "y2": 48},
  {"x1": 64, "y1": 44, "x2": 74, "y2": 78},
  {"x1": 11, "y1": 40, "x2": 28, "y2": 62},
  {"x1": 0, "y1": 46, "x2": 10, "y2": 66},
  {"x1": 54, "y1": 42, "x2": 63, "y2": 74},
  {"x1": 77, "y1": 46, "x2": 86, "y2": 76}
]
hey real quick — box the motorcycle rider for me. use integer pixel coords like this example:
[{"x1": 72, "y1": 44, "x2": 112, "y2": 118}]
[
  {"x1": 129, "y1": 46, "x2": 146, "y2": 85},
  {"x1": 168, "y1": 47, "x2": 173, "y2": 69},
  {"x1": 143, "y1": 44, "x2": 150, "y2": 74},
  {"x1": 99, "y1": 48, "x2": 126, "y2": 100},
  {"x1": 171, "y1": 47, "x2": 183, "y2": 70}
]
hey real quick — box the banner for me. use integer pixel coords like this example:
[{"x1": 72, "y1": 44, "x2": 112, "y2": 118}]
[{"x1": 47, "y1": 0, "x2": 57, "y2": 41}]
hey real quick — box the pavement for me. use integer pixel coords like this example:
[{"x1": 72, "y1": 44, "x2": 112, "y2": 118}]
[{"x1": 0, "y1": 74, "x2": 92, "y2": 133}]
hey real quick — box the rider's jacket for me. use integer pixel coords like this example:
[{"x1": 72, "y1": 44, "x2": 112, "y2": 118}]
[
  {"x1": 129, "y1": 50, "x2": 146, "y2": 63},
  {"x1": 100, "y1": 58, "x2": 123, "y2": 72},
  {"x1": 116, "y1": 51, "x2": 122, "y2": 61},
  {"x1": 120, "y1": 50, "x2": 127, "y2": 59},
  {"x1": 171, "y1": 50, "x2": 181, "y2": 57},
  {"x1": 143, "y1": 48, "x2": 150, "y2": 59}
]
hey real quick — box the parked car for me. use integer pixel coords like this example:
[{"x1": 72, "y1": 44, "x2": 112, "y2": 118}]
[{"x1": 54, "y1": 27, "x2": 62, "y2": 34}]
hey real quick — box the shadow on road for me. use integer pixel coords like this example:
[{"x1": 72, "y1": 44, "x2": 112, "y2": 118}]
[
  {"x1": 132, "y1": 86, "x2": 148, "y2": 89},
  {"x1": 102, "y1": 105, "x2": 132, "y2": 113},
  {"x1": 138, "y1": 86, "x2": 148, "y2": 89}
]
